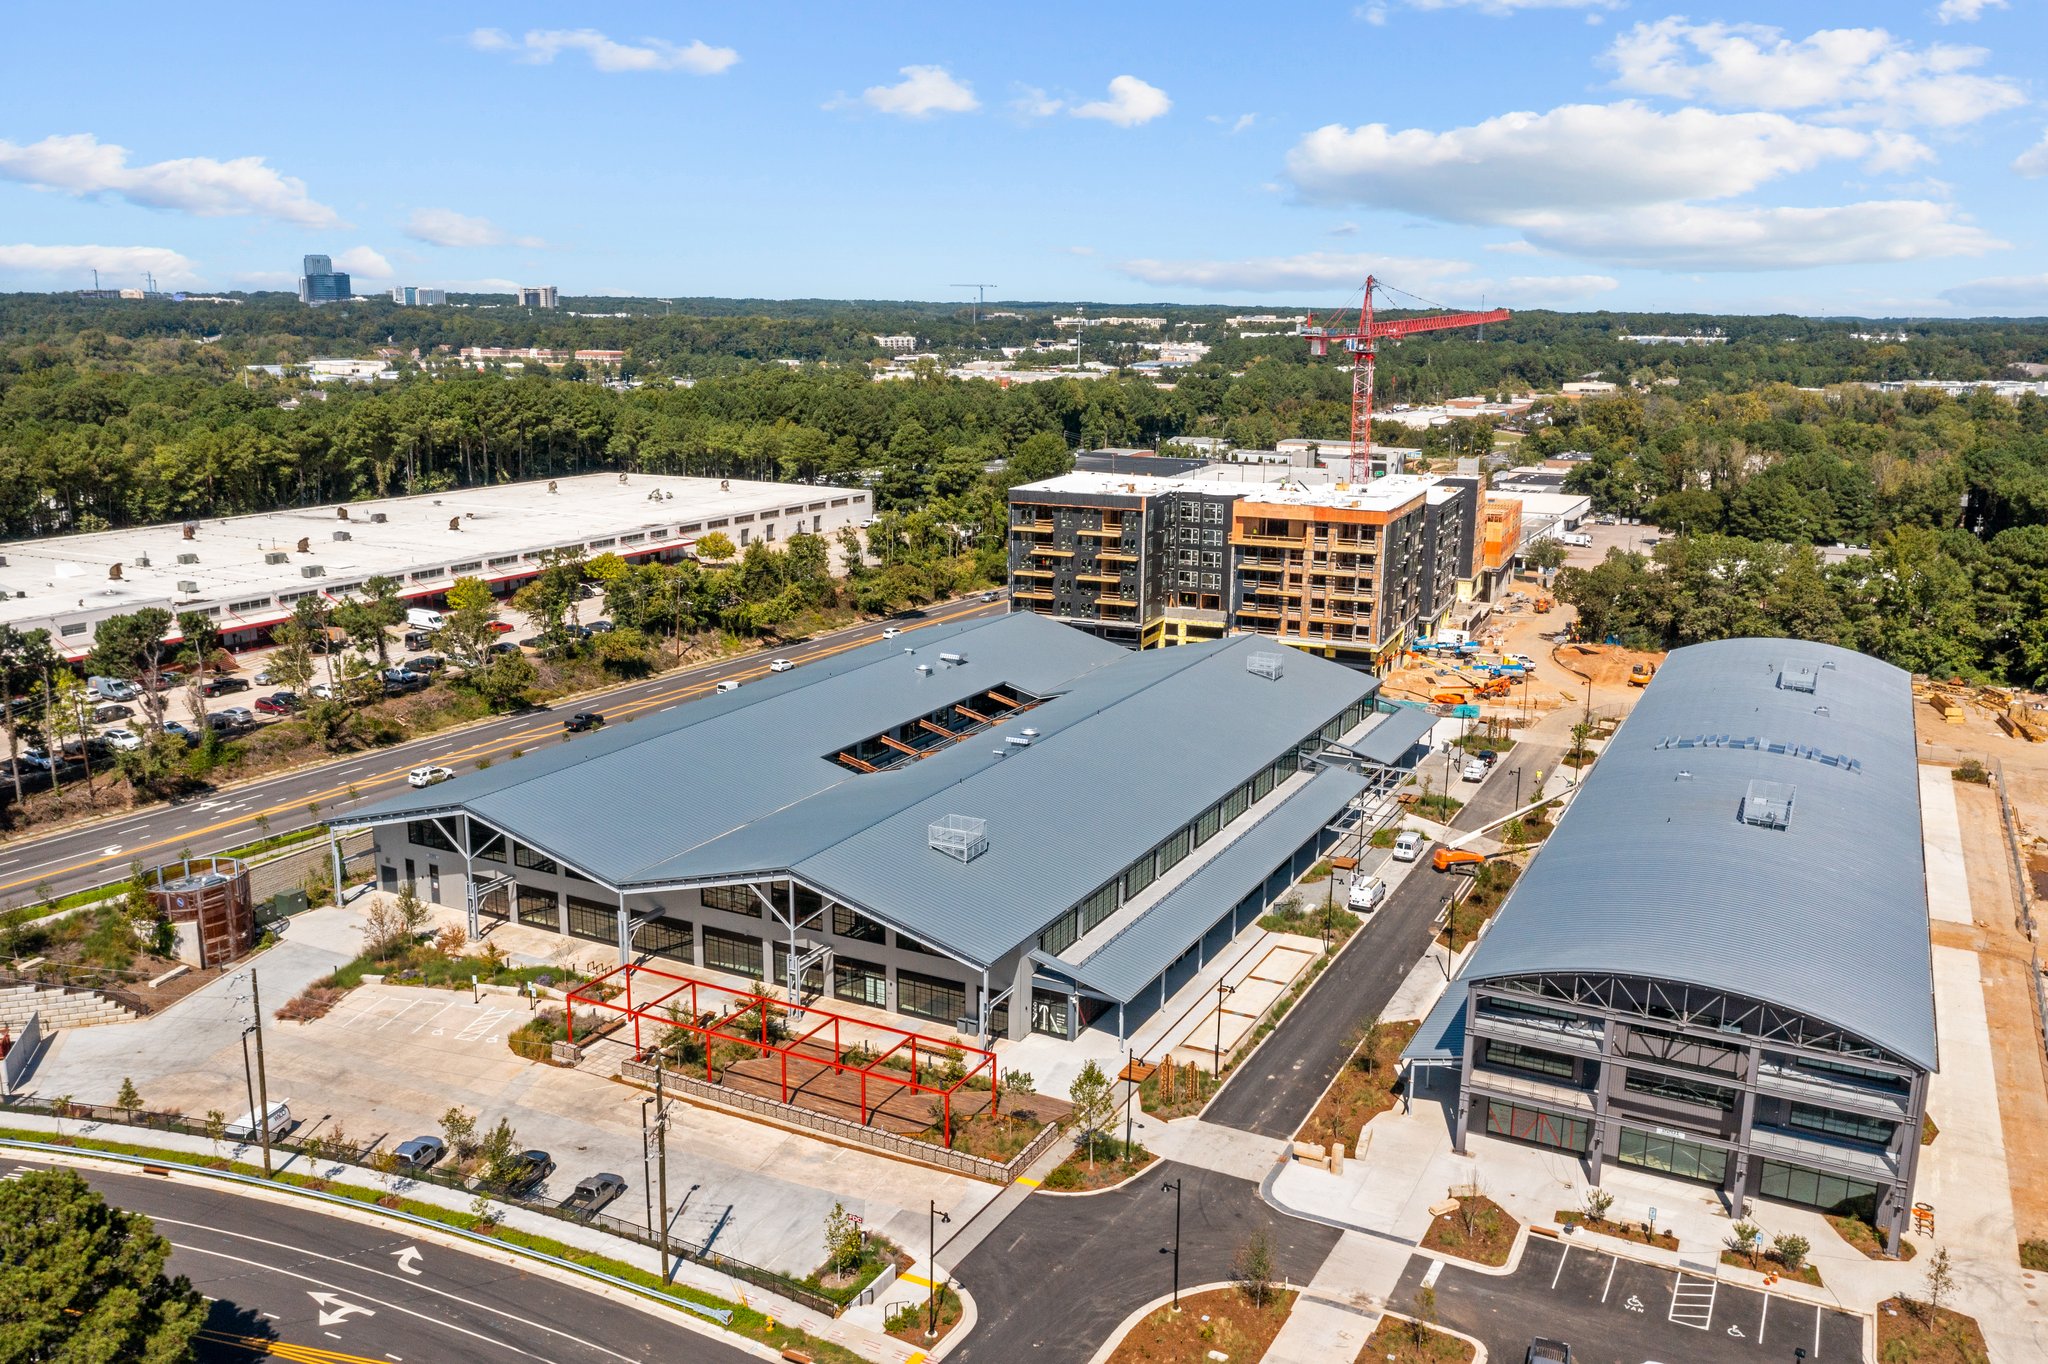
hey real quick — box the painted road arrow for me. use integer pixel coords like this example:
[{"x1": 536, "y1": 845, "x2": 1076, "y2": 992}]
[
  {"x1": 391, "y1": 1245, "x2": 423, "y2": 1276},
  {"x1": 307, "y1": 1291, "x2": 376, "y2": 1327}
]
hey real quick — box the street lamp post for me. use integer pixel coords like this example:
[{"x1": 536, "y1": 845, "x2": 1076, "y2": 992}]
[
  {"x1": 1213, "y1": 983, "x2": 1236, "y2": 1078},
  {"x1": 1511, "y1": 766, "x2": 1523, "y2": 812},
  {"x1": 927, "y1": 1199, "x2": 952, "y2": 1340},
  {"x1": 1160, "y1": 1177, "x2": 1184, "y2": 1310}
]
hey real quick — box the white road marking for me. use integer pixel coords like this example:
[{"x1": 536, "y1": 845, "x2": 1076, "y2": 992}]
[
  {"x1": 1601, "y1": 1253, "x2": 1618, "y2": 1302},
  {"x1": 1758, "y1": 1289, "x2": 1769, "y2": 1344},
  {"x1": 1550, "y1": 1243, "x2": 1569, "y2": 1289},
  {"x1": 1668, "y1": 1271, "x2": 1716, "y2": 1329}
]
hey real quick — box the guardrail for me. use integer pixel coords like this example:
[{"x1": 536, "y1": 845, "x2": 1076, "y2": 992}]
[
  {"x1": 617, "y1": 1057, "x2": 1063, "y2": 1184},
  {"x1": 0, "y1": 1093, "x2": 840, "y2": 1317}
]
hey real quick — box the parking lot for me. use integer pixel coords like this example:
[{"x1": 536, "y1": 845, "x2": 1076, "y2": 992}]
[{"x1": 1395, "y1": 1235, "x2": 1866, "y2": 1364}]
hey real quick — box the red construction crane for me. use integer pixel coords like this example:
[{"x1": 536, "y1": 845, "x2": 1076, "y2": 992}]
[{"x1": 1303, "y1": 275, "x2": 1510, "y2": 484}]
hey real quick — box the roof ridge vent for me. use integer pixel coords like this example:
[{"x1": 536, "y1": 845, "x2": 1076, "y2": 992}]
[{"x1": 1741, "y1": 778, "x2": 1795, "y2": 830}]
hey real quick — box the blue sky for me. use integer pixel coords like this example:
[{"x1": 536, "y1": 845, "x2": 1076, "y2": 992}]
[{"x1": 1, "y1": 1, "x2": 2043, "y2": 314}]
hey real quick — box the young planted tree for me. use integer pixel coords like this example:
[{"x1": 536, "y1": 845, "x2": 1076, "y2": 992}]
[
  {"x1": 1728, "y1": 1218, "x2": 1761, "y2": 1265},
  {"x1": 439, "y1": 1105, "x2": 479, "y2": 1161},
  {"x1": 1923, "y1": 1245, "x2": 1955, "y2": 1314},
  {"x1": 0, "y1": 1169, "x2": 207, "y2": 1363},
  {"x1": 116, "y1": 1077, "x2": 143, "y2": 1115},
  {"x1": 1232, "y1": 1228, "x2": 1276, "y2": 1308},
  {"x1": 1772, "y1": 1232, "x2": 1810, "y2": 1274},
  {"x1": 822, "y1": 1201, "x2": 866, "y2": 1277},
  {"x1": 1067, "y1": 1059, "x2": 1113, "y2": 1170},
  {"x1": 363, "y1": 879, "x2": 429, "y2": 950}
]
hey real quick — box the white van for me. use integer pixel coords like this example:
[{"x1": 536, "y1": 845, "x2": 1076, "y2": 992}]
[
  {"x1": 224, "y1": 1100, "x2": 291, "y2": 1142},
  {"x1": 1348, "y1": 875, "x2": 1388, "y2": 912},
  {"x1": 715, "y1": 679, "x2": 741, "y2": 694},
  {"x1": 1391, "y1": 830, "x2": 1426, "y2": 863},
  {"x1": 405, "y1": 608, "x2": 445, "y2": 631}
]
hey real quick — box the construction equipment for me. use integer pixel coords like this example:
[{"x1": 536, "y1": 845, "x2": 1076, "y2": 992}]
[
  {"x1": 1628, "y1": 661, "x2": 1656, "y2": 688},
  {"x1": 1534, "y1": 597, "x2": 1554, "y2": 613},
  {"x1": 1302, "y1": 275, "x2": 1510, "y2": 482}
]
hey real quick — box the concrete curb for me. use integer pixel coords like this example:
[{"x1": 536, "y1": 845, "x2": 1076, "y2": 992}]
[
  {"x1": 1028, "y1": 1148, "x2": 1164, "y2": 1198},
  {"x1": 1370, "y1": 1309, "x2": 1489, "y2": 1364}
]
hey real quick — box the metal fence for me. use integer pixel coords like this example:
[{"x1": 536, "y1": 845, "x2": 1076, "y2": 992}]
[
  {"x1": 1991, "y1": 758, "x2": 2048, "y2": 1067},
  {"x1": 0, "y1": 1093, "x2": 842, "y2": 1317},
  {"x1": 617, "y1": 1057, "x2": 1063, "y2": 1183}
]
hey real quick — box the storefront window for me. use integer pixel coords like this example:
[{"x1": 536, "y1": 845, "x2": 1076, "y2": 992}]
[
  {"x1": 833, "y1": 956, "x2": 887, "y2": 1008},
  {"x1": 1483, "y1": 1099, "x2": 1589, "y2": 1153},
  {"x1": 1616, "y1": 1126, "x2": 1729, "y2": 1184},
  {"x1": 897, "y1": 970, "x2": 965, "y2": 1025},
  {"x1": 1757, "y1": 1160, "x2": 1878, "y2": 1220},
  {"x1": 703, "y1": 927, "x2": 764, "y2": 980}
]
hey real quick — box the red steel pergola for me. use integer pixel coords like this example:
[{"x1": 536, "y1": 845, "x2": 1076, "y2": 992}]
[{"x1": 566, "y1": 961, "x2": 1000, "y2": 1143}]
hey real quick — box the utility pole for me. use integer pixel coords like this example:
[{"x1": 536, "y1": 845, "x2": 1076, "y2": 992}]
[
  {"x1": 651, "y1": 1063, "x2": 673, "y2": 1282},
  {"x1": 1213, "y1": 983, "x2": 1236, "y2": 1077},
  {"x1": 1160, "y1": 1177, "x2": 1183, "y2": 1310},
  {"x1": 250, "y1": 969, "x2": 273, "y2": 1176}
]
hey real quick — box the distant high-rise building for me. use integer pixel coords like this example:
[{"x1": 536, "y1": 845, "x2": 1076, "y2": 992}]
[
  {"x1": 391, "y1": 286, "x2": 446, "y2": 307},
  {"x1": 515, "y1": 285, "x2": 558, "y2": 309},
  {"x1": 298, "y1": 253, "x2": 351, "y2": 305}
]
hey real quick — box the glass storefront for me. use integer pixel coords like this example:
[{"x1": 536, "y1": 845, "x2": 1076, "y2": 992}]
[
  {"x1": 1616, "y1": 1126, "x2": 1729, "y2": 1185},
  {"x1": 1758, "y1": 1160, "x2": 1879, "y2": 1220},
  {"x1": 1484, "y1": 1099, "x2": 1590, "y2": 1153}
]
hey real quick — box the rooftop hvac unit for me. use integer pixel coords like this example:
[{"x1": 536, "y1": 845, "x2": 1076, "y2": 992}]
[
  {"x1": 1247, "y1": 651, "x2": 1286, "y2": 680},
  {"x1": 264, "y1": 551, "x2": 289, "y2": 565},
  {"x1": 916, "y1": 663, "x2": 933, "y2": 674},
  {"x1": 1021, "y1": 727, "x2": 1039, "y2": 737},
  {"x1": 939, "y1": 651, "x2": 965, "y2": 665},
  {"x1": 928, "y1": 814, "x2": 988, "y2": 862},
  {"x1": 300, "y1": 564, "x2": 325, "y2": 578},
  {"x1": 176, "y1": 552, "x2": 199, "y2": 565},
  {"x1": 369, "y1": 512, "x2": 388, "y2": 523},
  {"x1": 134, "y1": 554, "x2": 151, "y2": 568},
  {"x1": 1006, "y1": 735, "x2": 1031, "y2": 747},
  {"x1": 176, "y1": 580, "x2": 199, "y2": 594},
  {"x1": 1777, "y1": 666, "x2": 1818, "y2": 693},
  {"x1": 332, "y1": 530, "x2": 352, "y2": 541}
]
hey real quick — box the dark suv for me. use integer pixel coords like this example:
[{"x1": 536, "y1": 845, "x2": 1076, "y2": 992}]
[
  {"x1": 201, "y1": 676, "x2": 250, "y2": 697},
  {"x1": 496, "y1": 1149, "x2": 555, "y2": 1194}
]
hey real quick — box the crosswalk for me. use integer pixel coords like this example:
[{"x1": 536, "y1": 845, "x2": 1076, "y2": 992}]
[{"x1": 1668, "y1": 1270, "x2": 1717, "y2": 1329}]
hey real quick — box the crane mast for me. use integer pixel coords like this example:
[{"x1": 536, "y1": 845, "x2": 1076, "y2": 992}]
[{"x1": 1302, "y1": 274, "x2": 1510, "y2": 482}]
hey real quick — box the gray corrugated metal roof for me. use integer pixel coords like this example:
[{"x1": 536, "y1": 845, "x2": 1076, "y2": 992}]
[
  {"x1": 1403, "y1": 637, "x2": 1936, "y2": 1072},
  {"x1": 1039, "y1": 766, "x2": 1366, "y2": 1002},
  {"x1": 1352, "y1": 706, "x2": 1437, "y2": 766}
]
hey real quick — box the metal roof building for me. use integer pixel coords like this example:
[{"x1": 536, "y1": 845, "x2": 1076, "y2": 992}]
[
  {"x1": 342, "y1": 612, "x2": 1421, "y2": 1045},
  {"x1": 1405, "y1": 637, "x2": 1936, "y2": 1251}
]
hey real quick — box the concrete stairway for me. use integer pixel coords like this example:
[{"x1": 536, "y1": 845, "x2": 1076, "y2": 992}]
[{"x1": 0, "y1": 981, "x2": 143, "y2": 1030}]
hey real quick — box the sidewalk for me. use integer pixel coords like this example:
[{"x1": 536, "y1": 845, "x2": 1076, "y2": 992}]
[
  {"x1": 1, "y1": 1109, "x2": 922, "y2": 1364},
  {"x1": 1263, "y1": 1231, "x2": 1414, "y2": 1364}
]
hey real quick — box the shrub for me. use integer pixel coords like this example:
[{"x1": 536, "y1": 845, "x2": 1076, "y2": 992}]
[
  {"x1": 1773, "y1": 1232, "x2": 1811, "y2": 1274},
  {"x1": 1954, "y1": 759, "x2": 1990, "y2": 785}
]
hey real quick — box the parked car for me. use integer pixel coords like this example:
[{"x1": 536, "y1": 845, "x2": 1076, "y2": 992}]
[
  {"x1": 1475, "y1": 749, "x2": 1500, "y2": 768},
  {"x1": 487, "y1": 620, "x2": 515, "y2": 635},
  {"x1": 1525, "y1": 1341, "x2": 1572, "y2": 1364},
  {"x1": 405, "y1": 608, "x2": 445, "y2": 632},
  {"x1": 405, "y1": 655, "x2": 445, "y2": 673},
  {"x1": 209, "y1": 707, "x2": 257, "y2": 732},
  {"x1": 308, "y1": 682, "x2": 338, "y2": 700},
  {"x1": 102, "y1": 727, "x2": 143, "y2": 752},
  {"x1": 381, "y1": 668, "x2": 424, "y2": 694},
  {"x1": 562, "y1": 712, "x2": 605, "y2": 733},
  {"x1": 253, "y1": 664, "x2": 279, "y2": 685},
  {"x1": 768, "y1": 658, "x2": 794, "y2": 673},
  {"x1": 560, "y1": 1172, "x2": 627, "y2": 1217},
  {"x1": 88, "y1": 676, "x2": 138, "y2": 702},
  {"x1": 90, "y1": 703, "x2": 133, "y2": 724},
  {"x1": 161, "y1": 721, "x2": 200, "y2": 745},
  {"x1": 201, "y1": 676, "x2": 250, "y2": 697},
  {"x1": 1461, "y1": 758, "x2": 1489, "y2": 782},
  {"x1": 408, "y1": 765, "x2": 455, "y2": 788},
  {"x1": 391, "y1": 1135, "x2": 445, "y2": 1170},
  {"x1": 497, "y1": 1149, "x2": 555, "y2": 1194},
  {"x1": 585, "y1": 619, "x2": 614, "y2": 635},
  {"x1": 403, "y1": 630, "x2": 436, "y2": 652},
  {"x1": 1348, "y1": 875, "x2": 1388, "y2": 912},
  {"x1": 255, "y1": 692, "x2": 300, "y2": 715},
  {"x1": 1391, "y1": 830, "x2": 1426, "y2": 863}
]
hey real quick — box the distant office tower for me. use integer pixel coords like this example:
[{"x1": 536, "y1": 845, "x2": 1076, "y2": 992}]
[
  {"x1": 515, "y1": 285, "x2": 559, "y2": 309},
  {"x1": 391, "y1": 286, "x2": 446, "y2": 307},
  {"x1": 298, "y1": 253, "x2": 351, "y2": 304}
]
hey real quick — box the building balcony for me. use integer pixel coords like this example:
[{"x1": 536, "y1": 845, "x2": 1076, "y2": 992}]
[
  {"x1": 1099, "y1": 550, "x2": 1139, "y2": 563},
  {"x1": 1013, "y1": 588, "x2": 1055, "y2": 601},
  {"x1": 1076, "y1": 527, "x2": 1126, "y2": 539},
  {"x1": 1013, "y1": 567, "x2": 1055, "y2": 580},
  {"x1": 1011, "y1": 520, "x2": 1054, "y2": 535},
  {"x1": 1030, "y1": 548, "x2": 1074, "y2": 559},
  {"x1": 1472, "y1": 1009, "x2": 1606, "y2": 1056},
  {"x1": 1468, "y1": 1065, "x2": 1597, "y2": 1113},
  {"x1": 1232, "y1": 531, "x2": 1304, "y2": 549},
  {"x1": 1077, "y1": 572, "x2": 1126, "y2": 585},
  {"x1": 1238, "y1": 603, "x2": 1284, "y2": 619},
  {"x1": 1098, "y1": 594, "x2": 1140, "y2": 608},
  {"x1": 1749, "y1": 1123, "x2": 1899, "y2": 1181},
  {"x1": 1756, "y1": 1060, "x2": 1913, "y2": 1121}
]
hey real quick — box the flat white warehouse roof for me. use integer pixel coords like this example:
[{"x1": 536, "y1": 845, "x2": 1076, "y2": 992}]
[{"x1": 0, "y1": 473, "x2": 869, "y2": 654}]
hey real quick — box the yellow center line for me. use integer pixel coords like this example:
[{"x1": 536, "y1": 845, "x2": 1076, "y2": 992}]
[{"x1": 0, "y1": 601, "x2": 993, "y2": 896}]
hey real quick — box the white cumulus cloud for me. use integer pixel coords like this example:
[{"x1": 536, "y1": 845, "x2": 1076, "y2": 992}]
[
  {"x1": 468, "y1": 28, "x2": 737, "y2": 74},
  {"x1": 1605, "y1": 20, "x2": 2025, "y2": 128},
  {"x1": 1012, "y1": 85, "x2": 1064, "y2": 119},
  {"x1": 0, "y1": 242, "x2": 201, "y2": 286},
  {"x1": 860, "y1": 65, "x2": 980, "y2": 118},
  {"x1": 334, "y1": 246, "x2": 394, "y2": 280},
  {"x1": 1286, "y1": 103, "x2": 1884, "y2": 219},
  {"x1": 0, "y1": 133, "x2": 336, "y2": 227},
  {"x1": 404, "y1": 208, "x2": 542, "y2": 249},
  {"x1": 1517, "y1": 200, "x2": 2003, "y2": 270},
  {"x1": 1117, "y1": 252, "x2": 1476, "y2": 294},
  {"x1": 1935, "y1": 0, "x2": 2007, "y2": 24},
  {"x1": 1073, "y1": 76, "x2": 1172, "y2": 127},
  {"x1": 2014, "y1": 129, "x2": 2048, "y2": 178},
  {"x1": 1409, "y1": 0, "x2": 1621, "y2": 13}
]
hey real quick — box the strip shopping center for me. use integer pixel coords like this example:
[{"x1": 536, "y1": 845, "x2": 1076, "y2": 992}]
[
  {"x1": 339, "y1": 613, "x2": 1435, "y2": 1046},
  {"x1": 1405, "y1": 638, "x2": 1937, "y2": 1251}
]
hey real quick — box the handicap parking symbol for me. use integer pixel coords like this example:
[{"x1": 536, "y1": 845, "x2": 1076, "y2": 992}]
[
  {"x1": 1623, "y1": 1295, "x2": 1645, "y2": 1313},
  {"x1": 1727, "y1": 1325, "x2": 1745, "y2": 1338}
]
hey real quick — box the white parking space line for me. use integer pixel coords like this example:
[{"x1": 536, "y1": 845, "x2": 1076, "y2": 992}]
[
  {"x1": 1757, "y1": 1290, "x2": 1769, "y2": 1345},
  {"x1": 1550, "y1": 1243, "x2": 1570, "y2": 1289},
  {"x1": 1601, "y1": 1253, "x2": 1617, "y2": 1302},
  {"x1": 1668, "y1": 1271, "x2": 1716, "y2": 1330}
]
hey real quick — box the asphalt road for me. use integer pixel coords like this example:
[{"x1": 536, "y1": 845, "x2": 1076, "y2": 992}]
[
  {"x1": 946, "y1": 1160, "x2": 1340, "y2": 1364},
  {"x1": 1395, "y1": 1234, "x2": 1867, "y2": 1364},
  {"x1": 0, "y1": 596, "x2": 1003, "y2": 904},
  {"x1": 6, "y1": 1153, "x2": 758, "y2": 1364}
]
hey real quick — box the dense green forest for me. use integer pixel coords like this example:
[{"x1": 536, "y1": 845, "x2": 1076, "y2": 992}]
[{"x1": 4, "y1": 291, "x2": 2047, "y2": 685}]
